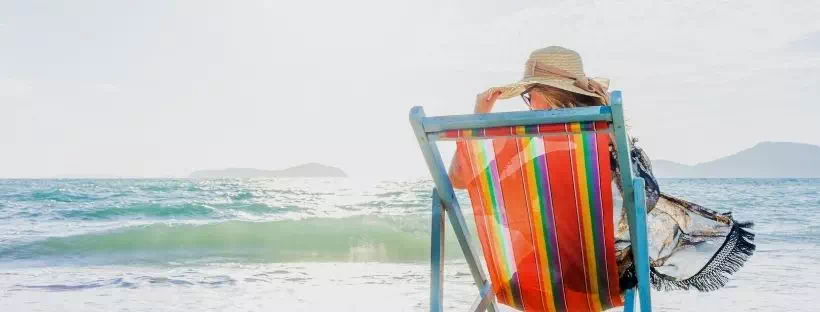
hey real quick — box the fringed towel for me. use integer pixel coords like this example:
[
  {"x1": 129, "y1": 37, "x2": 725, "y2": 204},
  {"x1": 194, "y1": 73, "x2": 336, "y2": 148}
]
[{"x1": 611, "y1": 140, "x2": 756, "y2": 292}]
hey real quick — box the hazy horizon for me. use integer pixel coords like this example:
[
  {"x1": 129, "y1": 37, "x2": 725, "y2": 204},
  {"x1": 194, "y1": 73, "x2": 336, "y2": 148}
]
[
  {"x1": 3, "y1": 0, "x2": 819, "y2": 179},
  {"x1": 13, "y1": 140, "x2": 815, "y2": 179}
]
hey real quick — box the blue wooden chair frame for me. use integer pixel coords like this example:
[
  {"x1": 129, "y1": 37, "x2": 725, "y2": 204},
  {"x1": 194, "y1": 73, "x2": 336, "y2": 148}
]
[{"x1": 409, "y1": 91, "x2": 652, "y2": 312}]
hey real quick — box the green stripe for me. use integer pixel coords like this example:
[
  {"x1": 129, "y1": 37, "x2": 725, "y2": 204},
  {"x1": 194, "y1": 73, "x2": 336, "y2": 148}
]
[{"x1": 582, "y1": 131, "x2": 611, "y2": 308}]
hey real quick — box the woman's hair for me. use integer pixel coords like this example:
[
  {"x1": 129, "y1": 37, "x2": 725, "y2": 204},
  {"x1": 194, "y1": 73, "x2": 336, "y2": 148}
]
[{"x1": 534, "y1": 85, "x2": 604, "y2": 108}]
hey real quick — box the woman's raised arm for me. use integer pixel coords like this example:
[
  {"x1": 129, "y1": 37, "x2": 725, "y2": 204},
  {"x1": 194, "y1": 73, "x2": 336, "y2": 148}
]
[{"x1": 448, "y1": 89, "x2": 503, "y2": 189}]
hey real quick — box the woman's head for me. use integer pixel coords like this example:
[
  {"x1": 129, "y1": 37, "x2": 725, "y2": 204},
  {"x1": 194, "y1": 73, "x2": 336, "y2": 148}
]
[{"x1": 521, "y1": 84, "x2": 604, "y2": 110}]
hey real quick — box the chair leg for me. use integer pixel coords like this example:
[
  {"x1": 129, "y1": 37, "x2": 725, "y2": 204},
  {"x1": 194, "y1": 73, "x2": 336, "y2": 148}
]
[
  {"x1": 631, "y1": 178, "x2": 653, "y2": 312},
  {"x1": 469, "y1": 280, "x2": 495, "y2": 312},
  {"x1": 430, "y1": 189, "x2": 445, "y2": 312},
  {"x1": 432, "y1": 188, "x2": 497, "y2": 311},
  {"x1": 623, "y1": 288, "x2": 636, "y2": 312},
  {"x1": 441, "y1": 194, "x2": 499, "y2": 312}
]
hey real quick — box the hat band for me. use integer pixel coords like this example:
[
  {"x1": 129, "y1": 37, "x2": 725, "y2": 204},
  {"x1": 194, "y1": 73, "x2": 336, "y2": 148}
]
[{"x1": 526, "y1": 60, "x2": 609, "y2": 104}]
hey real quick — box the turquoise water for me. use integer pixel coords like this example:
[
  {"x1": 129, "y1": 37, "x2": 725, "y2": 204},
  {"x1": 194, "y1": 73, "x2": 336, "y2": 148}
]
[{"x1": 0, "y1": 178, "x2": 818, "y2": 311}]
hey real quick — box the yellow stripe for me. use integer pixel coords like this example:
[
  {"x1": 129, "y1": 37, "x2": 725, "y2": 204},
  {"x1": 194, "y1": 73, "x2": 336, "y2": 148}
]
[
  {"x1": 523, "y1": 138, "x2": 557, "y2": 312},
  {"x1": 571, "y1": 124, "x2": 601, "y2": 310}
]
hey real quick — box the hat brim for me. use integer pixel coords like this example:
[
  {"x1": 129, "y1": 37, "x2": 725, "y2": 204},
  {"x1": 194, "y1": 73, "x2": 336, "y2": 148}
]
[{"x1": 491, "y1": 77, "x2": 610, "y2": 101}]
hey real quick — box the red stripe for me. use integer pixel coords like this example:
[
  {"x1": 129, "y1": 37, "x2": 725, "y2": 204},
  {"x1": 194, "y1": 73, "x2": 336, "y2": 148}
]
[
  {"x1": 544, "y1": 134, "x2": 592, "y2": 310},
  {"x1": 485, "y1": 126, "x2": 509, "y2": 137},
  {"x1": 537, "y1": 123, "x2": 566, "y2": 134},
  {"x1": 596, "y1": 128, "x2": 623, "y2": 306}
]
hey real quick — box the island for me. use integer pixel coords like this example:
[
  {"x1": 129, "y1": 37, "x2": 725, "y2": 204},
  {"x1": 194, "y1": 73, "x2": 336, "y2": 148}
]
[{"x1": 189, "y1": 163, "x2": 347, "y2": 178}]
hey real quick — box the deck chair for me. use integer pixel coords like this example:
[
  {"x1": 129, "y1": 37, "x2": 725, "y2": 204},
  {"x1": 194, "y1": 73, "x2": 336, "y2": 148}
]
[{"x1": 409, "y1": 91, "x2": 652, "y2": 312}]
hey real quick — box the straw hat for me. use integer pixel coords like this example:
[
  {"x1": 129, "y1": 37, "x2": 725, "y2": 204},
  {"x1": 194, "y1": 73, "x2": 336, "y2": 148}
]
[{"x1": 491, "y1": 46, "x2": 611, "y2": 103}]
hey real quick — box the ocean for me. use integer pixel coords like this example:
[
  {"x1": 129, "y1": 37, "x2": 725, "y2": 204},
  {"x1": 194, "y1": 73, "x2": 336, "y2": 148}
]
[{"x1": 0, "y1": 178, "x2": 817, "y2": 311}]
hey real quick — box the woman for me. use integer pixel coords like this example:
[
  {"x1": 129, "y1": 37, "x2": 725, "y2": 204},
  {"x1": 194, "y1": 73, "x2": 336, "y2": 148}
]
[{"x1": 449, "y1": 46, "x2": 755, "y2": 292}]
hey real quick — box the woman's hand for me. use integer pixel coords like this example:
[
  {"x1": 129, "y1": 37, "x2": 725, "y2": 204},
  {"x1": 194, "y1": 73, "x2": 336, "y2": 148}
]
[
  {"x1": 450, "y1": 88, "x2": 504, "y2": 189},
  {"x1": 474, "y1": 88, "x2": 503, "y2": 113}
]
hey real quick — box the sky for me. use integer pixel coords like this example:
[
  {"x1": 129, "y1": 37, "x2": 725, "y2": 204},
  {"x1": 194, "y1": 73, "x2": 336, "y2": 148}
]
[{"x1": 1, "y1": 0, "x2": 819, "y2": 178}]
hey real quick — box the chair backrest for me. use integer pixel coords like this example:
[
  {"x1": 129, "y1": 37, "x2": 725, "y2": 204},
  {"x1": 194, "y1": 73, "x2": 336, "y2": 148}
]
[{"x1": 442, "y1": 121, "x2": 623, "y2": 311}]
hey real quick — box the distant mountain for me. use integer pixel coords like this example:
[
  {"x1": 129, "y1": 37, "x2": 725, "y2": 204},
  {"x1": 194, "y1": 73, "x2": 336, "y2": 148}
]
[
  {"x1": 190, "y1": 163, "x2": 347, "y2": 178},
  {"x1": 652, "y1": 142, "x2": 820, "y2": 178},
  {"x1": 651, "y1": 160, "x2": 693, "y2": 178}
]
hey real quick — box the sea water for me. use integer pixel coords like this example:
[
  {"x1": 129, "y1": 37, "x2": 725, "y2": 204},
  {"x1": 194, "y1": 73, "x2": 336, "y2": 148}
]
[{"x1": 0, "y1": 178, "x2": 817, "y2": 311}]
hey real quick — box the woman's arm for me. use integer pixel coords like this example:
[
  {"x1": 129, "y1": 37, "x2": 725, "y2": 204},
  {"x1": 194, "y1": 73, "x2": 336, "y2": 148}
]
[{"x1": 448, "y1": 89, "x2": 503, "y2": 189}]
